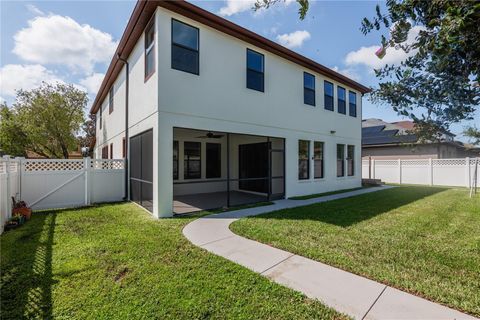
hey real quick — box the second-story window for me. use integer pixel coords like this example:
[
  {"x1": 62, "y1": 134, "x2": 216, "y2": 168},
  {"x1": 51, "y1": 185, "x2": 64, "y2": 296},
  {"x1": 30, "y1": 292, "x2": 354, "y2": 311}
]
[
  {"x1": 145, "y1": 20, "x2": 155, "y2": 80},
  {"x1": 99, "y1": 106, "x2": 102, "y2": 130},
  {"x1": 324, "y1": 81, "x2": 334, "y2": 111},
  {"x1": 304, "y1": 72, "x2": 315, "y2": 106},
  {"x1": 246, "y1": 49, "x2": 264, "y2": 92},
  {"x1": 109, "y1": 86, "x2": 114, "y2": 114},
  {"x1": 337, "y1": 86, "x2": 346, "y2": 114},
  {"x1": 172, "y1": 19, "x2": 199, "y2": 75},
  {"x1": 349, "y1": 91, "x2": 357, "y2": 117}
]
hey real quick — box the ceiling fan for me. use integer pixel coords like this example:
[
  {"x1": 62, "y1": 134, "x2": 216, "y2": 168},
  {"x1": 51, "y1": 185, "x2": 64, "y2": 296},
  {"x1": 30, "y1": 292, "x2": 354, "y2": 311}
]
[{"x1": 196, "y1": 131, "x2": 224, "y2": 139}]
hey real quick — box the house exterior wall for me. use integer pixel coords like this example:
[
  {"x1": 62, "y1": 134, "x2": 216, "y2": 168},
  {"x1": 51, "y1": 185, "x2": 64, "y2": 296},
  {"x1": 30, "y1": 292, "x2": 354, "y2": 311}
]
[
  {"x1": 154, "y1": 7, "x2": 362, "y2": 217},
  {"x1": 96, "y1": 7, "x2": 364, "y2": 218}
]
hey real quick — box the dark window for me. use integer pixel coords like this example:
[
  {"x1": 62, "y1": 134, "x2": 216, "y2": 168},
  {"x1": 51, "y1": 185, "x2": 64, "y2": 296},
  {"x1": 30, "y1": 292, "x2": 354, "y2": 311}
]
[
  {"x1": 145, "y1": 20, "x2": 155, "y2": 80},
  {"x1": 298, "y1": 140, "x2": 310, "y2": 180},
  {"x1": 347, "y1": 145, "x2": 355, "y2": 176},
  {"x1": 110, "y1": 143, "x2": 113, "y2": 159},
  {"x1": 246, "y1": 49, "x2": 264, "y2": 92},
  {"x1": 337, "y1": 144, "x2": 345, "y2": 177},
  {"x1": 99, "y1": 106, "x2": 102, "y2": 130},
  {"x1": 324, "y1": 81, "x2": 334, "y2": 111},
  {"x1": 304, "y1": 72, "x2": 315, "y2": 106},
  {"x1": 101, "y1": 146, "x2": 108, "y2": 159},
  {"x1": 337, "y1": 86, "x2": 346, "y2": 114},
  {"x1": 184, "y1": 141, "x2": 201, "y2": 179},
  {"x1": 349, "y1": 91, "x2": 357, "y2": 117},
  {"x1": 206, "y1": 143, "x2": 221, "y2": 179},
  {"x1": 173, "y1": 141, "x2": 179, "y2": 180},
  {"x1": 122, "y1": 138, "x2": 126, "y2": 158},
  {"x1": 172, "y1": 19, "x2": 199, "y2": 75},
  {"x1": 109, "y1": 86, "x2": 114, "y2": 114},
  {"x1": 314, "y1": 141, "x2": 324, "y2": 179}
]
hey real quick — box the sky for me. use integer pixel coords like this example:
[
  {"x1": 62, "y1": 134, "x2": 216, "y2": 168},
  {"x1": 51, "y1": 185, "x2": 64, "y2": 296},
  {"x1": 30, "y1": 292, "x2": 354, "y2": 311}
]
[{"x1": 0, "y1": 0, "x2": 477, "y2": 142}]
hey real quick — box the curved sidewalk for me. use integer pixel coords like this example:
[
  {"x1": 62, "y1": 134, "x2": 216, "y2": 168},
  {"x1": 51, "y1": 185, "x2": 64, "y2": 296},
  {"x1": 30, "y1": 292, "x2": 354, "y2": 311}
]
[{"x1": 183, "y1": 186, "x2": 476, "y2": 320}]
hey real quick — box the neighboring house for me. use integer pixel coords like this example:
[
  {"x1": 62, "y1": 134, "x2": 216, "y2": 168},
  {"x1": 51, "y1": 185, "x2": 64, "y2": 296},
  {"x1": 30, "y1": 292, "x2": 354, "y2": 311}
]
[
  {"x1": 362, "y1": 118, "x2": 479, "y2": 159},
  {"x1": 91, "y1": 0, "x2": 370, "y2": 217}
]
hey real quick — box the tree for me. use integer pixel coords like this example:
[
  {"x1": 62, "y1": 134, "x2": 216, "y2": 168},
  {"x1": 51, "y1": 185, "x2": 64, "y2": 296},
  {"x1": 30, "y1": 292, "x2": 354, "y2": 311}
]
[
  {"x1": 0, "y1": 102, "x2": 29, "y2": 157},
  {"x1": 464, "y1": 126, "x2": 480, "y2": 146},
  {"x1": 77, "y1": 113, "x2": 96, "y2": 157},
  {"x1": 255, "y1": 0, "x2": 480, "y2": 140},
  {"x1": 0, "y1": 83, "x2": 87, "y2": 158}
]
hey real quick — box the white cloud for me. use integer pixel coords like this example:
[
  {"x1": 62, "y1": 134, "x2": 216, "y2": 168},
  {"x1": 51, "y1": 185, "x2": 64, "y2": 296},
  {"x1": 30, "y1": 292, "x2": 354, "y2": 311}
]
[
  {"x1": 276, "y1": 30, "x2": 311, "y2": 49},
  {"x1": 331, "y1": 66, "x2": 361, "y2": 82},
  {"x1": 13, "y1": 15, "x2": 117, "y2": 74},
  {"x1": 0, "y1": 64, "x2": 63, "y2": 97},
  {"x1": 219, "y1": 0, "x2": 256, "y2": 16},
  {"x1": 26, "y1": 4, "x2": 45, "y2": 16},
  {"x1": 79, "y1": 73, "x2": 104, "y2": 95},
  {"x1": 219, "y1": 0, "x2": 294, "y2": 16},
  {"x1": 345, "y1": 26, "x2": 423, "y2": 70}
]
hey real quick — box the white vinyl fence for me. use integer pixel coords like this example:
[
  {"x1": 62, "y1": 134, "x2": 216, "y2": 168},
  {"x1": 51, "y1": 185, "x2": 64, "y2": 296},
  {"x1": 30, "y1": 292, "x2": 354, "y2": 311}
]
[
  {"x1": 362, "y1": 157, "x2": 480, "y2": 187},
  {"x1": 0, "y1": 156, "x2": 125, "y2": 233}
]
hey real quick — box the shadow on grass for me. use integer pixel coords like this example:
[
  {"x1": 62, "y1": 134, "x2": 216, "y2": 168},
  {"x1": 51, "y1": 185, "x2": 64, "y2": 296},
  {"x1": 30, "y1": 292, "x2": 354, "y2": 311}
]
[
  {"x1": 253, "y1": 187, "x2": 448, "y2": 227},
  {"x1": 1, "y1": 212, "x2": 56, "y2": 319}
]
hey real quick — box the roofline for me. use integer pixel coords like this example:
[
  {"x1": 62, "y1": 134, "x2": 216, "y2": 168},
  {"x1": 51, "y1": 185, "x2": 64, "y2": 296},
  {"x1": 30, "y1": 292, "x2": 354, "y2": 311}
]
[{"x1": 90, "y1": 0, "x2": 371, "y2": 115}]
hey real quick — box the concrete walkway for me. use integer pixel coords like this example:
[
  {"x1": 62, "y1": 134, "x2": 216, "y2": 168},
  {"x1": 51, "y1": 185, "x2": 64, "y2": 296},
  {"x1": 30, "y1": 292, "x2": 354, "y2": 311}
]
[{"x1": 183, "y1": 186, "x2": 477, "y2": 320}]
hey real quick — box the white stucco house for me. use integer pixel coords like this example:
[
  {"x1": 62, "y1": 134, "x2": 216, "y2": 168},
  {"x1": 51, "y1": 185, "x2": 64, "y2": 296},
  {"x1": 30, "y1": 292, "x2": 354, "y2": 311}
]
[{"x1": 91, "y1": 0, "x2": 371, "y2": 218}]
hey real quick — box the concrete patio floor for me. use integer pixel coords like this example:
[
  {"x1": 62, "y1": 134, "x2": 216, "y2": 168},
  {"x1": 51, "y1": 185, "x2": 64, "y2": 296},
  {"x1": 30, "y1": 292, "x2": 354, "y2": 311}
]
[
  {"x1": 174, "y1": 191, "x2": 267, "y2": 214},
  {"x1": 182, "y1": 186, "x2": 477, "y2": 320}
]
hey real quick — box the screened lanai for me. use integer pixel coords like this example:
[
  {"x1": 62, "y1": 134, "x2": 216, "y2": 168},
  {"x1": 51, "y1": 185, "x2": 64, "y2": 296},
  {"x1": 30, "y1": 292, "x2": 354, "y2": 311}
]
[{"x1": 173, "y1": 128, "x2": 285, "y2": 214}]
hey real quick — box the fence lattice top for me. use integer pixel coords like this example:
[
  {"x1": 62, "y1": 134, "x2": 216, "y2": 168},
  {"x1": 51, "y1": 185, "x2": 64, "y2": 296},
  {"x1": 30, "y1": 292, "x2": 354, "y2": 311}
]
[
  {"x1": 24, "y1": 160, "x2": 85, "y2": 172},
  {"x1": 92, "y1": 160, "x2": 124, "y2": 170}
]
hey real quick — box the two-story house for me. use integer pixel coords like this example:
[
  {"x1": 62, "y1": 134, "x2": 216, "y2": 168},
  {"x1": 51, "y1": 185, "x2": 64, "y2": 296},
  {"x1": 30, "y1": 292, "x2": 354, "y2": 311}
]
[{"x1": 91, "y1": 0, "x2": 370, "y2": 217}]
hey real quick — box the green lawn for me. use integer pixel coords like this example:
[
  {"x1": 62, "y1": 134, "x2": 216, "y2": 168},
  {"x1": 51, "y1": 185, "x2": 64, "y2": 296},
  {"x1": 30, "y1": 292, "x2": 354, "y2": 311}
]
[
  {"x1": 289, "y1": 187, "x2": 367, "y2": 200},
  {"x1": 231, "y1": 187, "x2": 480, "y2": 317},
  {"x1": 1, "y1": 203, "x2": 346, "y2": 320}
]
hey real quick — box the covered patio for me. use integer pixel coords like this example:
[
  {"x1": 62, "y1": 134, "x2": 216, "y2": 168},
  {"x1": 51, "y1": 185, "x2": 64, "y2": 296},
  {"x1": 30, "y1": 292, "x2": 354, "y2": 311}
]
[{"x1": 173, "y1": 128, "x2": 285, "y2": 214}]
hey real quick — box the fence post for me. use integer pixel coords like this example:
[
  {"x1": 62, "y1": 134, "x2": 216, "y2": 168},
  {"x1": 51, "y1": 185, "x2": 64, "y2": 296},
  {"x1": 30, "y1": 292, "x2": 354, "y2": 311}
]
[
  {"x1": 372, "y1": 159, "x2": 376, "y2": 179},
  {"x1": 398, "y1": 159, "x2": 402, "y2": 184},
  {"x1": 428, "y1": 158, "x2": 433, "y2": 186},
  {"x1": 84, "y1": 157, "x2": 91, "y2": 206},
  {"x1": 368, "y1": 156, "x2": 372, "y2": 180},
  {"x1": 3, "y1": 156, "x2": 11, "y2": 215},
  {"x1": 465, "y1": 157, "x2": 470, "y2": 189}
]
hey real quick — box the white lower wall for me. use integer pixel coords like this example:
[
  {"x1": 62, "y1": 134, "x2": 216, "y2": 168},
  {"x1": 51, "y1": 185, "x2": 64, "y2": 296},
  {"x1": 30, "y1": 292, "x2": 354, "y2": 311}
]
[{"x1": 157, "y1": 111, "x2": 362, "y2": 217}]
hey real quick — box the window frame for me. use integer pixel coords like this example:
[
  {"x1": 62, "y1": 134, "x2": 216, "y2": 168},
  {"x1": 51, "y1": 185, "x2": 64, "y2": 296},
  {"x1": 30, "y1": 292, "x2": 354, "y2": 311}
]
[
  {"x1": 349, "y1": 91, "x2": 357, "y2": 117},
  {"x1": 337, "y1": 144, "x2": 345, "y2": 177},
  {"x1": 324, "y1": 80, "x2": 334, "y2": 111},
  {"x1": 347, "y1": 145, "x2": 355, "y2": 176},
  {"x1": 337, "y1": 86, "x2": 346, "y2": 115},
  {"x1": 246, "y1": 48, "x2": 265, "y2": 92},
  {"x1": 109, "y1": 86, "x2": 114, "y2": 114},
  {"x1": 171, "y1": 19, "x2": 200, "y2": 76},
  {"x1": 303, "y1": 72, "x2": 315, "y2": 106},
  {"x1": 144, "y1": 18, "x2": 156, "y2": 81},
  {"x1": 173, "y1": 140, "x2": 179, "y2": 180},
  {"x1": 184, "y1": 141, "x2": 201, "y2": 180},
  {"x1": 101, "y1": 145, "x2": 108, "y2": 159},
  {"x1": 298, "y1": 140, "x2": 310, "y2": 180},
  {"x1": 99, "y1": 106, "x2": 102, "y2": 130},
  {"x1": 313, "y1": 141, "x2": 324, "y2": 179}
]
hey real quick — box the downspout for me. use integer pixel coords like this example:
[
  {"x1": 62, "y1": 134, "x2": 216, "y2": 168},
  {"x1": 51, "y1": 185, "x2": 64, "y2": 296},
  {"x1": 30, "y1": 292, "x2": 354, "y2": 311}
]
[{"x1": 117, "y1": 54, "x2": 129, "y2": 200}]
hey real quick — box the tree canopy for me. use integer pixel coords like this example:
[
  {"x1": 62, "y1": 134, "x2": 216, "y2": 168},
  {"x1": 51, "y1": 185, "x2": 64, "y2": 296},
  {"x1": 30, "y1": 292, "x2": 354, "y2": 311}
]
[
  {"x1": 255, "y1": 0, "x2": 480, "y2": 140},
  {"x1": 0, "y1": 83, "x2": 87, "y2": 158}
]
